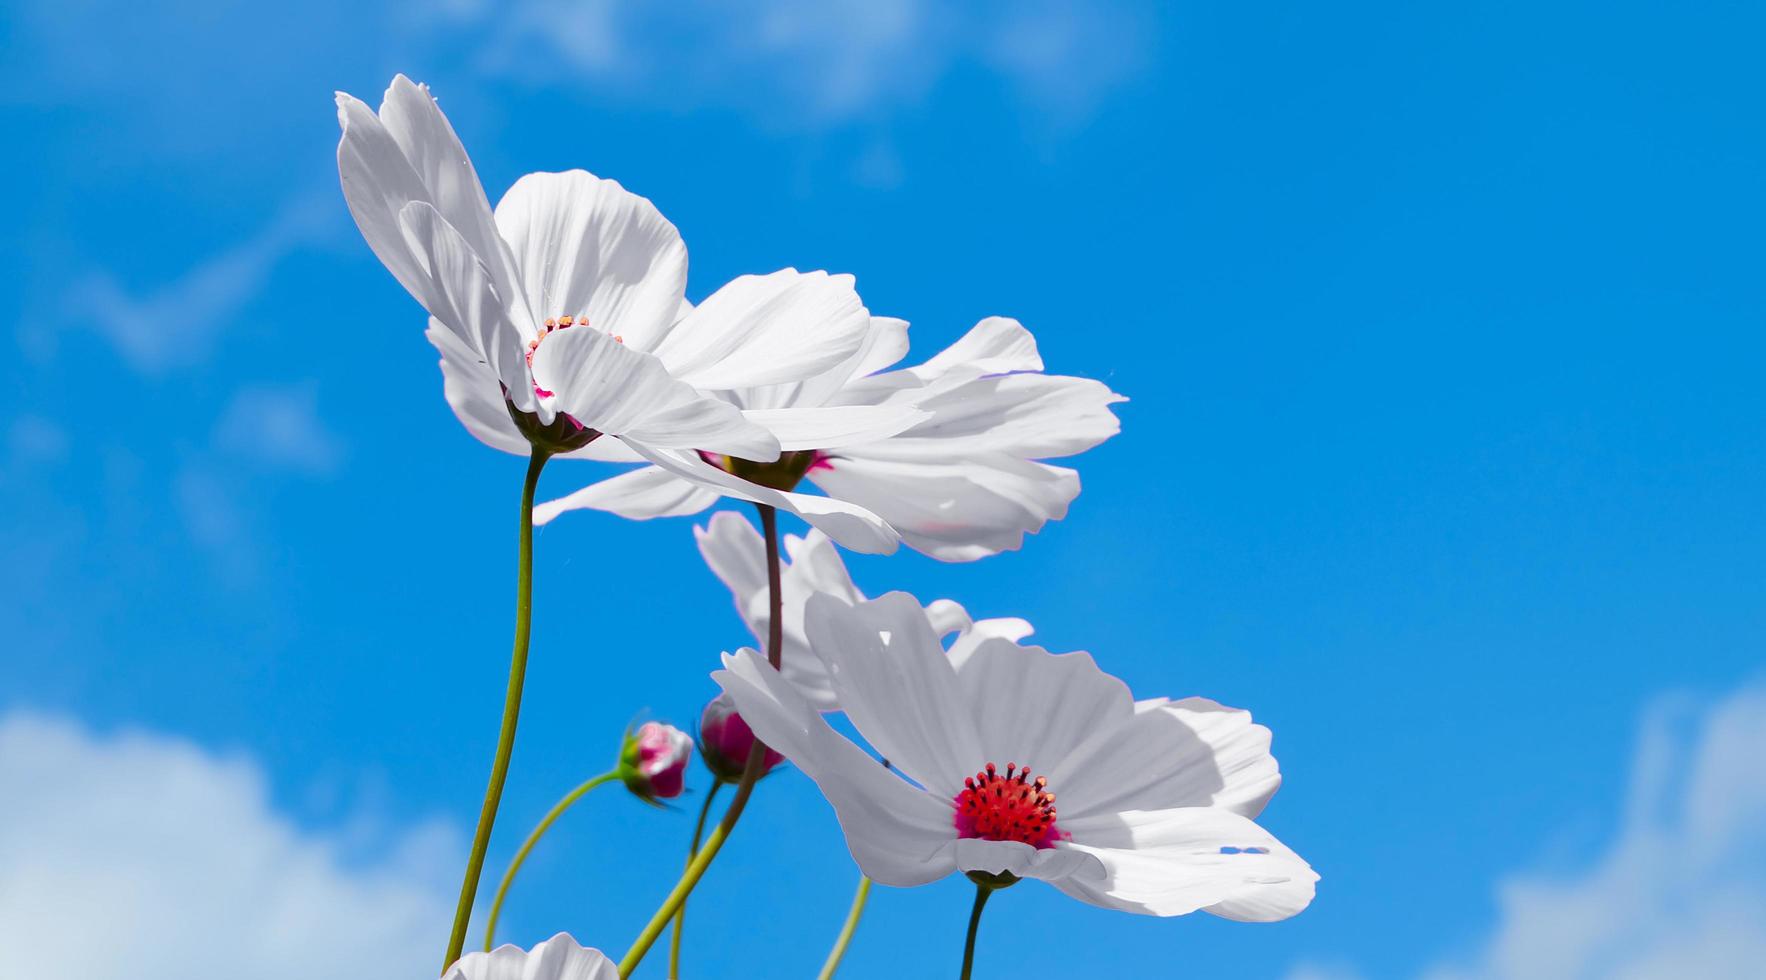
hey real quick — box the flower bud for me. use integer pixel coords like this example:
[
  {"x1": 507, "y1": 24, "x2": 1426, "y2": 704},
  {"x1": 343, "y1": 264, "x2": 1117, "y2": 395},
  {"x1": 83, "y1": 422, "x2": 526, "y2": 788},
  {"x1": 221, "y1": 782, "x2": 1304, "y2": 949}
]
[
  {"x1": 699, "y1": 692, "x2": 784, "y2": 783},
  {"x1": 619, "y1": 721, "x2": 692, "y2": 801}
]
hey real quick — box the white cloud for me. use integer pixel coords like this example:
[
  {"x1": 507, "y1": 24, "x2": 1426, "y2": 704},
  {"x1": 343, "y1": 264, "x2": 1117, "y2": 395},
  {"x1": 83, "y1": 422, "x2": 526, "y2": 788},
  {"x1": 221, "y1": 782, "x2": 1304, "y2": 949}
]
[
  {"x1": 214, "y1": 383, "x2": 345, "y2": 477},
  {"x1": 985, "y1": 0, "x2": 1152, "y2": 124},
  {"x1": 1284, "y1": 967, "x2": 1363, "y2": 980},
  {"x1": 438, "y1": 0, "x2": 1150, "y2": 129},
  {"x1": 1287, "y1": 679, "x2": 1766, "y2": 980},
  {"x1": 0, "y1": 711, "x2": 458, "y2": 979},
  {"x1": 73, "y1": 194, "x2": 333, "y2": 374}
]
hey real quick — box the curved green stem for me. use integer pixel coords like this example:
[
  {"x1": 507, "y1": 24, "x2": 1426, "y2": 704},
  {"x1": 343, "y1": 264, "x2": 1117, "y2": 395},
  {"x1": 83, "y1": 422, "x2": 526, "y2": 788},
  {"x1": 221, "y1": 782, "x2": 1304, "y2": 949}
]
[
  {"x1": 666, "y1": 781, "x2": 726, "y2": 977},
  {"x1": 959, "y1": 882, "x2": 994, "y2": 980},
  {"x1": 617, "y1": 741, "x2": 765, "y2": 976},
  {"x1": 618, "y1": 504, "x2": 784, "y2": 978},
  {"x1": 816, "y1": 875, "x2": 873, "y2": 980},
  {"x1": 443, "y1": 450, "x2": 549, "y2": 972},
  {"x1": 483, "y1": 770, "x2": 619, "y2": 951}
]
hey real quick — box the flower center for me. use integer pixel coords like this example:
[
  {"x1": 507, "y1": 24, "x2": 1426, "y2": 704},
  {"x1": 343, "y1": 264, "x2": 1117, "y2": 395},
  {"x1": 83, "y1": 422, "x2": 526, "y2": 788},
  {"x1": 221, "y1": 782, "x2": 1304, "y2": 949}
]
[
  {"x1": 696, "y1": 449, "x2": 833, "y2": 491},
  {"x1": 953, "y1": 762, "x2": 1065, "y2": 849},
  {"x1": 527, "y1": 315, "x2": 602, "y2": 398}
]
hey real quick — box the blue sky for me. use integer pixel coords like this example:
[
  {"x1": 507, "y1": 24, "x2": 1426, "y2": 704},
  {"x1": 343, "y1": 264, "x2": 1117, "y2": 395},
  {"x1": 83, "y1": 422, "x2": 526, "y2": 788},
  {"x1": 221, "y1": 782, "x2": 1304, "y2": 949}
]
[{"x1": 3, "y1": 1, "x2": 1764, "y2": 977}]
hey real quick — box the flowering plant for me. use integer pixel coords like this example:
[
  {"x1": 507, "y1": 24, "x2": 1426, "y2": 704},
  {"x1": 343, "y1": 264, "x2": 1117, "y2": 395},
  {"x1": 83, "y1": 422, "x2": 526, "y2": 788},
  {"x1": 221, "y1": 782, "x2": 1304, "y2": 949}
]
[{"x1": 335, "y1": 75, "x2": 1314, "y2": 978}]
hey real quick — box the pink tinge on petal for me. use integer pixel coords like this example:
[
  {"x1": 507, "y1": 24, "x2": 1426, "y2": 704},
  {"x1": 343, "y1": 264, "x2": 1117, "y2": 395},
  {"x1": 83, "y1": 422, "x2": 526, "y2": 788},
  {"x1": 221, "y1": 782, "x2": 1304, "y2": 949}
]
[
  {"x1": 646, "y1": 757, "x2": 686, "y2": 798},
  {"x1": 806, "y1": 451, "x2": 836, "y2": 473},
  {"x1": 699, "y1": 692, "x2": 785, "y2": 782},
  {"x1": 630, "y1": 721, "x2": 691, "y2": 800},
  {"x1": 952, "y1": 762, "x2": 1067, "y2": 850}
]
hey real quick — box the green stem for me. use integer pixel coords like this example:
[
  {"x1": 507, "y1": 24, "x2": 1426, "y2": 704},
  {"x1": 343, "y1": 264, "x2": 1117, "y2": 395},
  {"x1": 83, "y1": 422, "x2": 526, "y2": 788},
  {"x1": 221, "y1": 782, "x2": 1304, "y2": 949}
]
[
  {"x1": 617, "y1": 504, "x2": 784, "y2": 978},
  {"x1": 959, "y1": 882, "x2": 994, "y2": 980},
  {"x1": 617, "y1": 742, "x2": 765, "y2": 976},
  {"x1": 442, "y1": 450, "x2": 549, "y2": 972},
  {"x1": 666, "y1": 781, "x2": 726, "y2": 977},
  {"x1": 816, "y1": 875, "x2": 873, "y2": 980},
  {"x1": 483, "y1": 770, "x2": 620, "y2": 951}
]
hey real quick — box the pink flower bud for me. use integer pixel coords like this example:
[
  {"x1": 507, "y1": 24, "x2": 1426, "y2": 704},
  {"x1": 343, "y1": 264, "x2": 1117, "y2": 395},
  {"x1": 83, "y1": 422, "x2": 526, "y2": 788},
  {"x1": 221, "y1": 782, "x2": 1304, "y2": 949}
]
[
  {"x1": 699, "y1": 692, "x2": 784, "y2": 784},
  {"x1": 620, "y1": 722, "x2": 692, "y2": 801}
]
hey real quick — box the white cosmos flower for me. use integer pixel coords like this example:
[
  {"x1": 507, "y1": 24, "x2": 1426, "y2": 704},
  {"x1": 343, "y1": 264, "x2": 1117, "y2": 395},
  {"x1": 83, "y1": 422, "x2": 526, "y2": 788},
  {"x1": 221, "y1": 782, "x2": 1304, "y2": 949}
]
[
  {"x1": 445, "y1": 932, "x2": 617, "y2": 980},
  {"x1": 714, "y1": 592, "x2": 1317, "y2": 920},
  {"x1": 337, "y1": 77, "x2": 890, "y2": 546},
  {"x1": 536, "y1": 314, "x2": 1126, "y2": 560},
  {"x1": 693, "y1": 510, "x2": 1029, "y2": 710}
]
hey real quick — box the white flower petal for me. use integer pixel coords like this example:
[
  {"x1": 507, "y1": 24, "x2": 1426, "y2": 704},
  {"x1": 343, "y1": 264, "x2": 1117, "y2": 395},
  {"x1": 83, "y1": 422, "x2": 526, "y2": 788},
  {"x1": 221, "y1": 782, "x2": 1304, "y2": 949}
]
[
  {"x1": 807, "y1": 452, "x2": 1080, "y2": 561},
  {"x1": 781, "y1": 525, "x2": 865, "y2": 601},
  {"x1": 335, "y1": 92, "x2": 436, "y2": 310},
  {"x1": 882, "y1": 372, "x2": 1125, "y2": 460},
  {"x1": 846, "y1": 316, "x2": 1042, "y2": 398},
  {"x1": 558, "y1": 437, "x2": 644, "y2": 463},
  {"x1": 698, "y1": 515, "x2": 906, "y2": 710},
  {"x1": 852, "y1": 316, "x2": 911, "y2": 378},
  {"x1": 528, "y1": 327, "x2": 777, "y2": 458},
  {"x1": 1048, "y1": 697, "x2": 1281, "y2": 823},
  {"x1": 696, "y1": 510, "x2": 769, "y2": 597},
  {"x1": 651, "y1": 270, "x2": 870, "y2": 390},
  {"x1": 804, "y1": 592, "x2": 984, "y2": 797},
  {"x1": 943, "y1": 618, "x2": 1038, "y2": 674},
  {"x1": 946, "y1": 638, "x2": 1135, "y2": 787},
  {"x1": 913, "y1": 315, "x2": 1044, "y2": 377},
  {"x1": 426, "y1": 321, "x2": 529, "y2": 455},
  {"x1": 714, "y1": 648, "x2": 957, "y2": 886},
  {"x1": 694, "y1": 518, "x2": 986, "y2": 712},
  {"x1": 970, "y1": 617, "x2": 1037, "y2": 643},
  {"x1": 744, "y1": 316, "x2": 914, "y2": 412},
  {"x1": 375, "y1": 76, "x2": 525, "y2": 321},
  {"x1": 493, "y1": 170, "x2": 686, "y2": 352},
  {"x1": 397, "y1": 202, "x2": 536, "y2": 415},
  {"x1": 922, "y1": 598, "x2": 974, "y2": 638},
  {"x1": 952, "y1": 838, "x2": 1104, "y2": 883},
  {"x1": 768, "y1": 526, "x2": 874, "y2": 705},
  {"x1": 1052, "y1": 808, "x2": 1316, "y2": 920},
  {"x1": 626, "y1": 445, "x2": 900, "y2": 554},
  {"x1": 744, "y1": 404, "x2": 929, "y2": 451},
  {"x1": 445, "y1": 932, "x2": 619, "y2": 980},
  {"x1": 531, "y1": 465, "x2": 719, "y2": 525}
]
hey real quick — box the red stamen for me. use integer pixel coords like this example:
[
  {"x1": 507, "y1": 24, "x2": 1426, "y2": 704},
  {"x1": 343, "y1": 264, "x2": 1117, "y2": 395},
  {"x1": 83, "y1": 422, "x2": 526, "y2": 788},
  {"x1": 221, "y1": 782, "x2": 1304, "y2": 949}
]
[{"x1": 952, "y1": 761, "x2": 1066, "y2": 849}]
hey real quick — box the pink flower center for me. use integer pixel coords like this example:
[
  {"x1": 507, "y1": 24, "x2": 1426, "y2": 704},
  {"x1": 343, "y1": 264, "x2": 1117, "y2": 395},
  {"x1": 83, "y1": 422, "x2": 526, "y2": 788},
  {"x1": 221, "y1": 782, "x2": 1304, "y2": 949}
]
[{"x1": 953, "y1": 762, "x2": 1065, "y2": 849}]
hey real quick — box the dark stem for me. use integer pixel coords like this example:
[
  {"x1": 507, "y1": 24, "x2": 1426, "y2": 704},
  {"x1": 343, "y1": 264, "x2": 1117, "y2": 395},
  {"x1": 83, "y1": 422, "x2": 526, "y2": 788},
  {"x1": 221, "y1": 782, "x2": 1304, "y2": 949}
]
[
  {"x1": 617, "y1": 505, "x2": 785, "y2": 976},
  {"x1": 959, "y1": 882, "x2": 994, "y2": 980},
  {"x1": 442, "y1": 450, "x2": 549, "y2": 972},
  {"x1": 757, "y1": 503, "x2": 784, "y2": 669}
]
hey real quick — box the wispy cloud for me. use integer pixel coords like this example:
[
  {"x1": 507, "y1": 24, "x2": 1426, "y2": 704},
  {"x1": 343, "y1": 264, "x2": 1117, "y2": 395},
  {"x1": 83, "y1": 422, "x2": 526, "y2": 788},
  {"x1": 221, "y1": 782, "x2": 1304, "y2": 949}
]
[
  {"x1": 984, "y1": 1, "x2": 1152, "y2": 124},
  {"x1": 1287, "y1": 679, "x2": 1766, "y2": 980},
  {"x1": 174, "y1": 381, "x2": 345, "y2": 584},
  {"x1": 0, "y1": 711, "x2": 458, "y2": 979},
  {"x1": 172, "y1": 461, "x2": 258, "y2": 583},
  {"x1": 434, "y1": 0, "x2": 1152, "y2": 130},
  {"x1": 71, "y1": 194, "x2": 333, "y2": 374},
  {"x1": 214, "y1": 383, "x2": 346, "y2": 478},
  {"x1": 4, "y1": 415, "x2": 69, "y2": 470}
]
